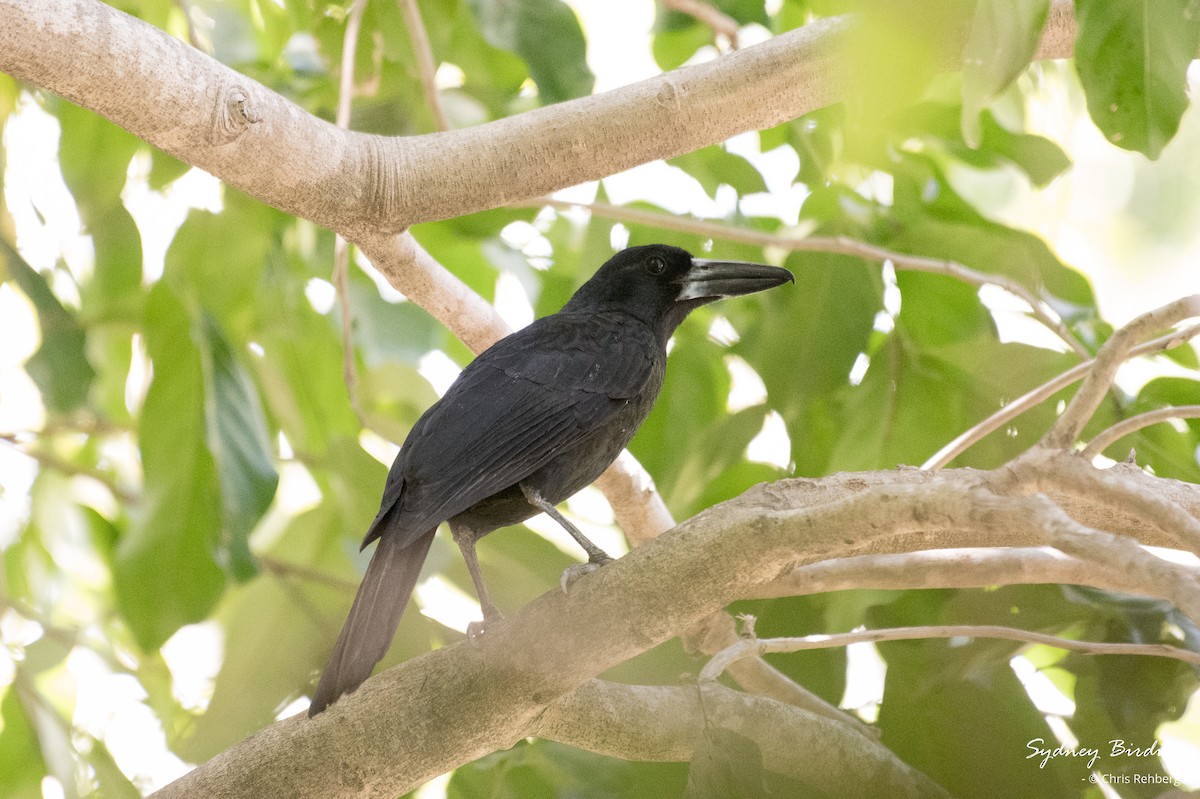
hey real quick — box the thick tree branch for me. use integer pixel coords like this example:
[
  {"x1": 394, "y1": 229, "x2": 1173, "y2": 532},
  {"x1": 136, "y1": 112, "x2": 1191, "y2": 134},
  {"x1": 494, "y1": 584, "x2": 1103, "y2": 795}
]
[
  {"x1": 1011, "y1": 447, "x2": 1200, "y2": 556},
  {"x1": 537, "y1": 681, "x2": 950, "y2": 798},
  {"x1": 0, "y1": 0, "x2": 1080, "y2": 236},
  {"x1": 758, "y1": 547, "x2": 1166, "y2": 601},
  {"x1": 151, "y1": 465, "x2": 1200, "y2": 798}
]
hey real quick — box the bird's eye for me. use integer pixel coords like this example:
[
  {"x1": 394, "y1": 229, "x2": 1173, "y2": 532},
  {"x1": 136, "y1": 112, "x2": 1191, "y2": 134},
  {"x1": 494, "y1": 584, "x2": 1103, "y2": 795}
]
[{"x1": 645, "y1": 256, "x2": 666, "y2": 275}]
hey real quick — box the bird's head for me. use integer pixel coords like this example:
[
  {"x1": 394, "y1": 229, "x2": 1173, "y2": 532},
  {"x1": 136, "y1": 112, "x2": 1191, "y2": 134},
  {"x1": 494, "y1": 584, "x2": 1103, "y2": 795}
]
[{"x1": 563, "y1": 244, "x2": 794, "y2": 335}]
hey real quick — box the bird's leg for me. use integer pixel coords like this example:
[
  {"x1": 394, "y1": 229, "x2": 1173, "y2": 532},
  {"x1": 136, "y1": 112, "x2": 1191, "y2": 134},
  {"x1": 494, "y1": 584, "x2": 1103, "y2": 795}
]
[
  {"x1": 449, "y1": 522, "x2": 503, "y2": 638},
  {"x1": 519, "y1": 483, "x2": 614, "y2": 566}
]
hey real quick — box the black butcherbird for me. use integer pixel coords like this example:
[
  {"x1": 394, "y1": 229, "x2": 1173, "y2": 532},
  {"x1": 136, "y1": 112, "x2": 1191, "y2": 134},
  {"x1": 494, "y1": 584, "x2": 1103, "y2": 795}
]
[{"x1": 309, "y1": 244, "x2": 792, "y2": 715}]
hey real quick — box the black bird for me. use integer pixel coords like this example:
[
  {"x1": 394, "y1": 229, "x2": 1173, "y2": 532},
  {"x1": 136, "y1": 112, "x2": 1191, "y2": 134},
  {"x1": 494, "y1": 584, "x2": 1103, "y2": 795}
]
[{"x1": 309, "y1": 244, "x2": 792, "y2": 715}]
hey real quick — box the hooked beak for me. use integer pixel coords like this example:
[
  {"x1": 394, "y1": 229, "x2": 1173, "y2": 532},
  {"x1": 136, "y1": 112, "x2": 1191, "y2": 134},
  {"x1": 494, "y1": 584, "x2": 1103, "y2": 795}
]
[{"x1": 675, "y1": 258, "x2": 794, "y2": 302}]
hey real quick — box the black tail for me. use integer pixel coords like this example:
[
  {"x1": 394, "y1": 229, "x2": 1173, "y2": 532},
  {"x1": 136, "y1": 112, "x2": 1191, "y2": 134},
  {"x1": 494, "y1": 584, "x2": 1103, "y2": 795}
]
[{"x1": 309, "y1": 527, "x2": 436, "y2": 716}]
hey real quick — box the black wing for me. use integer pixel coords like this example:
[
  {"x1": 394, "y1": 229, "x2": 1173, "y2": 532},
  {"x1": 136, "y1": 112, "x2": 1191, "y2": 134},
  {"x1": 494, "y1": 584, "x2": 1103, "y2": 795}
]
[{"x1": 366, "y1": 311, "x2": 657, "y2": 547}]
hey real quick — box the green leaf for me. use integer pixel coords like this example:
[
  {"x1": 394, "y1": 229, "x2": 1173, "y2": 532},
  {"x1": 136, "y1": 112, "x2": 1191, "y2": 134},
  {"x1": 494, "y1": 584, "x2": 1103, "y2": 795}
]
[
  {"x1": 0, "y1": 73, "x2": 17, "y2": 122},
  {"x1": 974, "y1": 114, "x2": 1072, "y2": 187},
  {"x1": 116, "y1": 284, "x2": 225, "y2": 651},
  {"x1": 165, "y1": 194, "x2": 286, "y2": 324},
  {"x1": 176, "y1": 505, "x2": 353, "y2": 761},
  {"x1": 0, "y1": 687, "x2": 46, "y2": 799},
  {"x1": 1, "y1": 241, "x2": 96, "y2": 412},
  {"x1": 1113, "y1": 377, "x2": 1200, "y2": 482},
  {"x1": 874, "y1": 593, "x2": 1082, "y2": 799},
  {"x1": 252, "y1": 280, "x2": 360, "y2": 456},
  {"x1": 733, "y1": 250, "x2": 881, "y2": 476},
  {"x1": 888, "y1": 153, "x2": 1094, "y2": 308},
  {"x1": 668, "y1": 147, "x2": 768, "y2": 199},
  {"x1": 55, "y1": 100, "x2": 139, "y2": 212},
  {"x1": 198, "y1": 313, "x2": 278, "y2": 582},
  {"x1": 465, "y1": 0, "x2": 594, "y2": 104},
  {"x1": 1075, "y1": 0, "x2": 1200, "y2": 158},
  {"x1": 828, "y1": 325, "x2": 1078, "y2": 471},
  {"x1": 961, "y1": 0, "x2": 1050, "y2": 147},
  {"x1": 651, "y1": 22, "x2": 714, "y2": 71},
  {"x1": 54, "y1": 102, "x2": 145, "y2": 320}
]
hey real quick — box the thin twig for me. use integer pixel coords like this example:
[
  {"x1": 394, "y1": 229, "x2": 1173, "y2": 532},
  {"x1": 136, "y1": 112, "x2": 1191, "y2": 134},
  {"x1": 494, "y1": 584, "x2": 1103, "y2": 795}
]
[
  {"x1": 259, "y1": 554, "x2": 359, "y2": 593},
  {"x1": 923, "y1": 322, "x2": 1200, "y2": 469},
  {"x1": 662, "y1": 0, "x2": 740, "y2": 48},
  {"x1": 0, "y1": 432, "x2": 139, "y2": 503},
  {"x1": 0, "y1": 595, "x2": 134, "y2": 676},
  {"x1": 397, "y1": 0, "x2": 449, "y2": 131},
  {"x1": 333, "y1": 1, "x2": 368, "y2": 425},
  {"x1": 700, "y1": 624, "x2": 1200, "y2": 685},
  {"x1": 1082, "y1": 405, "x2": 1200, "y2": 460},
  {"x1": 1042, "y1": 295, "x2": 1200, "y2": 450},
  {"x1": 526, "y1": 197, "x2": 1090, "y2": 358},
  {"x1": 171, "y1": 0, "x2": 203, "y2": 51}
]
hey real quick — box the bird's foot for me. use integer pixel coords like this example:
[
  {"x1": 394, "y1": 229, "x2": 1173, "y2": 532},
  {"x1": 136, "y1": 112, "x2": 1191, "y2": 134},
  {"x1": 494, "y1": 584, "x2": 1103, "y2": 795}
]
[
  {"x1": 559, "y1": 555, "x2": 615, "y2": 594},
  {"x1": 466, "y1": 609, "x2": 504, "y2": 641}
]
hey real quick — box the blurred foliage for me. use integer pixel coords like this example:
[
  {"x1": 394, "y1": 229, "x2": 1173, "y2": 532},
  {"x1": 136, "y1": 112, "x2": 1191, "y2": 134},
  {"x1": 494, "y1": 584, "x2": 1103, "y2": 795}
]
[{"x1": 1, "y1": 0, "x2": 1200, "y2": 797}]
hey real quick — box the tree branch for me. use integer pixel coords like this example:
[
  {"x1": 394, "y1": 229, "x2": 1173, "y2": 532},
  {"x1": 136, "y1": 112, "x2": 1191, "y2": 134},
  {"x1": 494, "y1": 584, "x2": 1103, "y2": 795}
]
[
  {"x1": 661, "y1": 0, "x2": 741, "y2": 49},
  {"x1": 537, "y1": 680, "x2": 950, "y2": 797},
  {"x1": 1010, "y1": 447, "x2": 1200, "y2": 557},
  {"x1": 526, "y1": 198, "x2": 1090, "y2": 357},
  {"x1": 1042, "y1": 295, "x2": 1200, "y2": 450},
  {"x1": 397, "y1": 0, "x2": 449, "y2": 131},
  {"x1": 333, "y1": 1, "x2": 368, "y2": 425},
  {"x1": 1082, "y1": 405, "x2": 1200, "y2": 460},
  {"x1": 150, "y1": 465, "x2": 1200, "y2": 798},
  {"x1": 700, "y1": 626, "x2": 1200, "y2": 683},
  {"x1": 924, "y1": 321, "x2": 1200, "y2": 469},
  {"x1": 757, "y1": 547, "x2": 1162, "y2": 601},
  {"x1": 0, "y1": 433, "x2": 139, "y2": 503},
  {"x1": 0, "y1": 0, "x2": 1081, "y2": 236}
]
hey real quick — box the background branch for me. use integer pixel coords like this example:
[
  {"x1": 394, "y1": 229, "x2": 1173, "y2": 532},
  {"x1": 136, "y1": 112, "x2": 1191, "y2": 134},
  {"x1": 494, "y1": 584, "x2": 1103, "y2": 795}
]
[
  {"x1": 537, "y1": 680, "x2": 950, "y2": 798},
  {"x1": 525, "y1": 197, "x2": 1089, "y2": 357},
  {"x1": 661, "y1": 0, "x2": 741, "y2": 48},
  {"x1": 1082, "y1": 405, "x2": 1200, "y2": 460},
  {"x1": 1042, "y1": 295, "x2": 1200, "y2": 450},
  {"x1": 397, "y1": 0, "x2": 449, "y2": 131},
  {"x1": 700, "y1": 625, "x2": 1200, "y2": 684},
  {"x1": 924, "y1": 321, "x2": 1200, "y2": 469},
  {"x1": 333, "y1": 0, "x2": 368, "y2": 425}
]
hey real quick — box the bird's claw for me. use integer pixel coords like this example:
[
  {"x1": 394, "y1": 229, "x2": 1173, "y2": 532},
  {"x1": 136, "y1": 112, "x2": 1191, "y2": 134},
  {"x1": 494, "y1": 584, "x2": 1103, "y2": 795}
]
[
  {"x1": 559, "y1": 556, "x2": 613, "y2": 593},
  {"x1": 466, "y1": 610, "x2": 503, "y2": 641}
]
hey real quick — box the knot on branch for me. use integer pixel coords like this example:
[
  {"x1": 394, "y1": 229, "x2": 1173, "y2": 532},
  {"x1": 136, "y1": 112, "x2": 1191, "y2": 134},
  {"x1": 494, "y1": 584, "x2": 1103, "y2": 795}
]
[
  {"x1": 209, "y1": 84, "x2": 262, "y2": 145},
  {"x1": 654, "y1": 78, "x2": 684, "y2": 113}
]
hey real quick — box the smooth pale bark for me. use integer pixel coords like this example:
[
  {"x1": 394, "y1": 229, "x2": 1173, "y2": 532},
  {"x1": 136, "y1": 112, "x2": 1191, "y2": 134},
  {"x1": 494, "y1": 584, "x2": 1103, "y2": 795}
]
[
  {"x1": 0, "y1": 0, "x2": 1079, "y2": 236},
  {"x1": 147, "y1": 465, "x2": 1200, "y2": 799}
]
